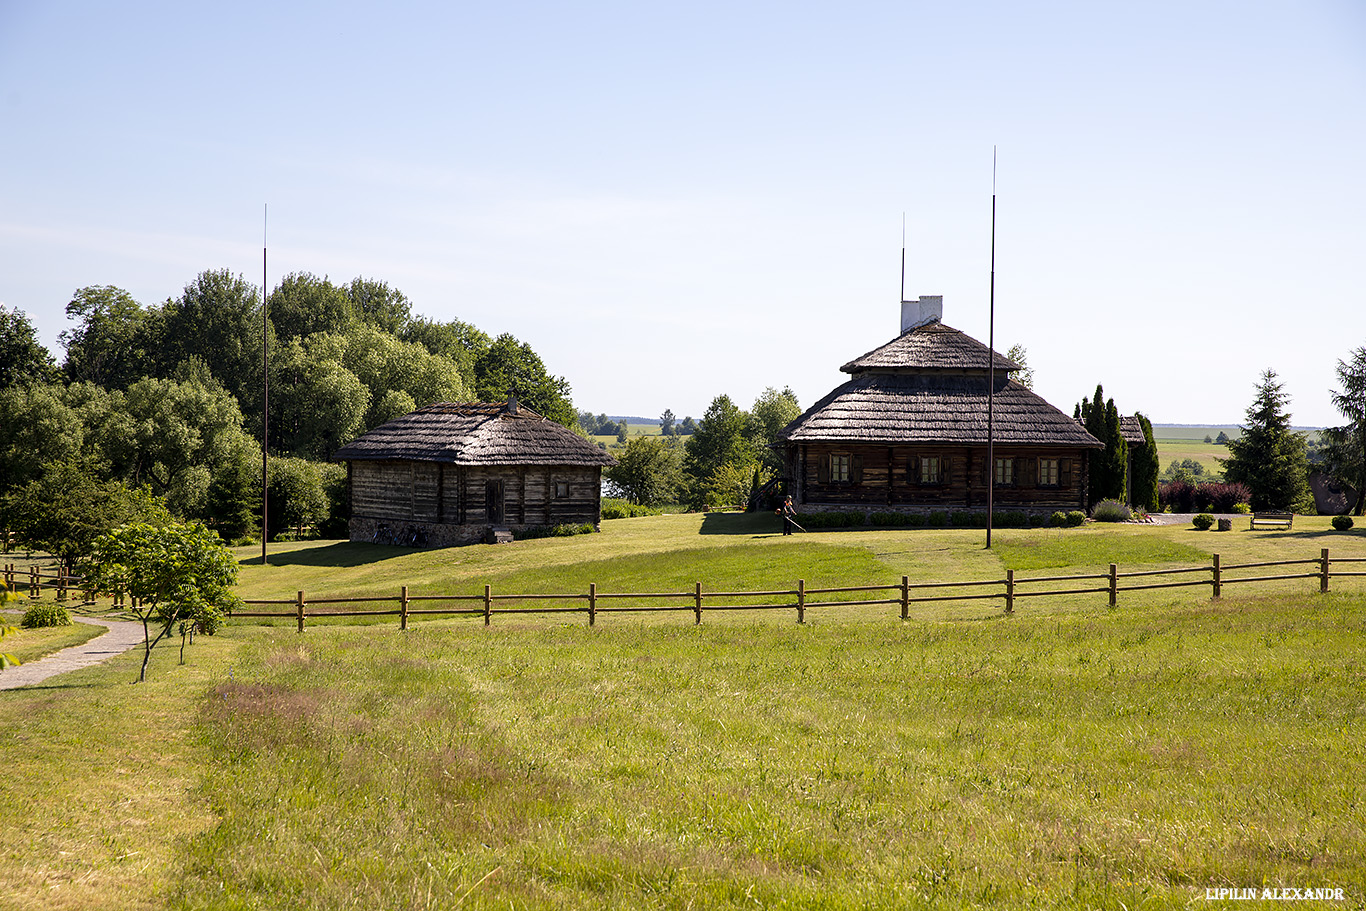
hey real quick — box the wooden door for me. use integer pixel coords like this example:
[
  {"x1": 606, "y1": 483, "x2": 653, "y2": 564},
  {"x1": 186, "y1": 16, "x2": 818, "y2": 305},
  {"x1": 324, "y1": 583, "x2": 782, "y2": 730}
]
[{"x1": 485, "y1": 479, "x2": 505, "y2": 524}]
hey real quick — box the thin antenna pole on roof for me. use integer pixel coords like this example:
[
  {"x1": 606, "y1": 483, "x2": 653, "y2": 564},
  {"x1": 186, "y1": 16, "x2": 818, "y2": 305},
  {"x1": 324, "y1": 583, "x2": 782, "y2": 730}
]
[
  {"x1": 261, "y1": 204, "x2": 269, "y2": 566},
  {"x1": 900, "y1": 212, "x2": 907, "y2": 303},
  {"x1": 986, "y1": 151, "x2": 997, "y2": 549}
]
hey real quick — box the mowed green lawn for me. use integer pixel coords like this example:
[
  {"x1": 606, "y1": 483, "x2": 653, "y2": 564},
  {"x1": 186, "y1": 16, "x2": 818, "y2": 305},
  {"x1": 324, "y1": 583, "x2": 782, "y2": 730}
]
[{"x1": 2, "y1": 515, "x2": 1364, "y2": 909}]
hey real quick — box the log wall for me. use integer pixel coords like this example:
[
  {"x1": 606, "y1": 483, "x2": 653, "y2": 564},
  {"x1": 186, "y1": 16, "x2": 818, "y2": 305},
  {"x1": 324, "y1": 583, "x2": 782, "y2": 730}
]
[
  {"x1": 349, "y1": 460, "x2": 604, "y2": 542},
  {"x1": 789, "y1": 443, "x2": 1090, "y2": 512}
]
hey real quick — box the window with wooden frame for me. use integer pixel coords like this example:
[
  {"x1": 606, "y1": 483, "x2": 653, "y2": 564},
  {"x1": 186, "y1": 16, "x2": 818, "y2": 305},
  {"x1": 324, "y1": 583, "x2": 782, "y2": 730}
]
[
  {"x1": 994, "y1": 457, "x2": 1015, "y2": 486},
  {"x1": 1038, "y1": 458, "x2": 1060, "y2": 487},
  {"x1": 817, "y1": 452, "x2": 861, "y2": 485},
  {"x1": 831, "y1": 453, "x2": 851, "y2": 483},
  {"x1": 919, "y1": 456, "x2": 941, "y2": 485},
  {"x1": 554, "y1": 481, "x2": 570, "y2": 499}
]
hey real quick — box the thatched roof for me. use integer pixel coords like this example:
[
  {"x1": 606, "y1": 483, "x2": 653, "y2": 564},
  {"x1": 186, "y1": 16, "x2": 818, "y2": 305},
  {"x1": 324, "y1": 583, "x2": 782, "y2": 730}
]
[
  {"x1": 842, "y1": 320, "x2": 1020, "y2": 374},
  {"x1": 780, "y1": 373, "x2": 1103, "y2": 447},
  {"x1": 1119, "y1": 415, "x2": 1147, "y2": 445},
  {"x1": 335, "y1": 401, "x2": 617, "y2": 467}
]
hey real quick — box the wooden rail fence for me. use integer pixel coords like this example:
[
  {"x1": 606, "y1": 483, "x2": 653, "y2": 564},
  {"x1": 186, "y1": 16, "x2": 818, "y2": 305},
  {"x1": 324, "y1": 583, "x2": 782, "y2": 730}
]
[{"x1": 217, "y1": 548, "x2": 1366, "y2": 631}]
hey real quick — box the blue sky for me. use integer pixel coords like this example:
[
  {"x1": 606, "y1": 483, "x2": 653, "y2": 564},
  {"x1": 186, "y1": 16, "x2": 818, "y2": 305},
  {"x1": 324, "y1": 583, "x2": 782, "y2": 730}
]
[{"x1": 2, "y1": 1, "x2": 1362, "y2": 426}]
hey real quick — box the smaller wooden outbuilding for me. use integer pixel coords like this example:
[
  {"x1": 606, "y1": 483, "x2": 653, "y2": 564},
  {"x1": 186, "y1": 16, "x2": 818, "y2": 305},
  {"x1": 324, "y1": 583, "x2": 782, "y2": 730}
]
[{"x1": 335, "y1": 398, "x2": 616, "y2": 546}]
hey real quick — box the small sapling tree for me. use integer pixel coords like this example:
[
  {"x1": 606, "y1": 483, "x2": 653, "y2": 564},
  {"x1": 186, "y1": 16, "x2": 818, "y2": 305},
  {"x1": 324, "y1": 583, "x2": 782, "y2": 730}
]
[{"x1": 90, "y1": 521, "x2": 241, "y2": 682}]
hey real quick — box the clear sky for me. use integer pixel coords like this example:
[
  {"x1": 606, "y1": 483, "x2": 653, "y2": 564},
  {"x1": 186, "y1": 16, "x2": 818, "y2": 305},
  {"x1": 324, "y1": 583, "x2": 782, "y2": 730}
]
[{"x1": 2, "y1": 1, "x2": 1362, "y2": 427}]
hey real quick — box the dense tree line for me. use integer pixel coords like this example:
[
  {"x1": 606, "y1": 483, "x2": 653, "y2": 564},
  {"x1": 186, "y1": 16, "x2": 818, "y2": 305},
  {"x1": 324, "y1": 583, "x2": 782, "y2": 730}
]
[
  {"x1": 0, "y1": 269, "x2": 577, "y2": 553},
  {"x1": 605, "y1": 387, "x2": 801, "y2": 509}
]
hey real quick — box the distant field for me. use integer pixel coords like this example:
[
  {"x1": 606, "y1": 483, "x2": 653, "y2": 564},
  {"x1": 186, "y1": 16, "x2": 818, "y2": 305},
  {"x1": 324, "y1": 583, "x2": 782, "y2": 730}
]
[
  {"x1": 1151, "y1": 424, "x2": 1241, "y2": 441},
  {"x1": 1154, "y1": 439, "x2": 1229, "y2": 478}
]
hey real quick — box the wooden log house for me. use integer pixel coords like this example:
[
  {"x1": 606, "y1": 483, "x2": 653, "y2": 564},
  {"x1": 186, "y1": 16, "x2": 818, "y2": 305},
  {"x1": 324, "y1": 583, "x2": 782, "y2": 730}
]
[
  {"x1": 778, "y1": 297, "x2": 1103, "y2": 515},
  {"x1": 335, "y1": 398, "x2": 616, "y2": 546}
]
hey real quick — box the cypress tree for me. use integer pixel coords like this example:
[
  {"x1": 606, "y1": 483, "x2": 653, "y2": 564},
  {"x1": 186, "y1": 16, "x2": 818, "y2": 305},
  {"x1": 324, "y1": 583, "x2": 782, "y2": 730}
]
[
  {"x1": 1075, "y1": 384, "x2": 1129, "y2": 507},
  {"x1": 1131, "y1": 413, "x2": 1160, "y2": 511}
]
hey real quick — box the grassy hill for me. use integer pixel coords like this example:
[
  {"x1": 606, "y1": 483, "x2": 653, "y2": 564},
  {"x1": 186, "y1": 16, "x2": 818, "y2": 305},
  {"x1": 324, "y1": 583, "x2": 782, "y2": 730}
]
[{"x1": 2, "y1": 515, "x2": 1363, "y2": 908}]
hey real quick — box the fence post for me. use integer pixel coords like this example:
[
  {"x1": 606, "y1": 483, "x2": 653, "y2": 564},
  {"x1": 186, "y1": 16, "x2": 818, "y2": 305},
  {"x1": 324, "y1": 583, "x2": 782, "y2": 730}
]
[
  {"x1": 1005, "y1": 569, "x2": 1014, "y2": 614},
  {"x1": 400, "y1": 585, "x2": 409, "y2": 630},
  {"x1": 900, "y1": 575, "x2": 909, "y2": 621},
  {"x1": 296, "y1": 590, "x2": 306, "y2": 633},
  {"x1": 589, "y1": 582, "x2": 597, "y2": 627},
  {"x1": 484, "y1": 584, "x2": 492, "y2": 626},
  {"x1": 694, "y1": 582, "x2": 702, "y2": 625},
  {"x1": 1321, "y1": 548, "x2": 1330, "y2": 594},
  {"x1": 797, "y1": 579, "x2": 805, "y2": 624},
  {"x1": 30, "y1": 566, "x2": 39, "y2": 599},
  {"x1": 1212, "y1": 554, "x2": 1221, "y2": 599},
  {"x1": 1108, "y1": 563, "x2": 1117, "y2": 608},
  {"x1": 3, "y1": 563, "x2": 10, "y2": 592},
  {"x1": 57, "y1": 567, "x2": 67, "y2": 602}
]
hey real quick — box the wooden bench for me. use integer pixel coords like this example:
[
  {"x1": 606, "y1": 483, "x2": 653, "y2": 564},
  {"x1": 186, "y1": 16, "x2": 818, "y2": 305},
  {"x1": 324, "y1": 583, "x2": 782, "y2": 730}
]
[{"x1": 1250, "y1": 512, "x2": 1294, "y2": 530}]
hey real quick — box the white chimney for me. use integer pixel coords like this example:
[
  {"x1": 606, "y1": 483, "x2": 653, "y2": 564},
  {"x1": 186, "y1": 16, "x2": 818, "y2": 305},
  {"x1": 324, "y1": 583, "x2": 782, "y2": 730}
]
[{"x1": 900, "y1": 295, "x2": 943, "y2": 334}]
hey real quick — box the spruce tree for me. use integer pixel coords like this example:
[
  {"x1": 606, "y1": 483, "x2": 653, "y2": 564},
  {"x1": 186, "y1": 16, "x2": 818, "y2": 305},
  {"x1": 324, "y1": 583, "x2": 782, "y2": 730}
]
[{"x1": 1222, "y1": 370, "x2": 1309, "y2": 512}]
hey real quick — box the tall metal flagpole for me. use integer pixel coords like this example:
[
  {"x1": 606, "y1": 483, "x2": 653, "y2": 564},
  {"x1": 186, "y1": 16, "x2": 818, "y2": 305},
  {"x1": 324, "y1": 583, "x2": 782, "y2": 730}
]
[
  {"x1": 986, "y1": 150, "x2": 997, "y2": 549},
  {"x1": 261, "y1": 204, "x2": 269, "y2": 566}
]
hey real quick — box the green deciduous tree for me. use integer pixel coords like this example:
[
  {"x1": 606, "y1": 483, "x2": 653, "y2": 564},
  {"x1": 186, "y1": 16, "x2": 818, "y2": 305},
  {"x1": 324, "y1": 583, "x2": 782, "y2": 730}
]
[
  {"x1": 270, "y1": 335, "x2": 371, "y2": 458},
  {"x1": 1319, "y1": 347, "x2": 1366, "y2": 515},
  {"x1": 89, "y1": 522, "x2": 240, "y2": 682},
  {"x1": 0, "y1": 304, "x2": 57, "y2": 389},
  {"x1": 345, "y1": 277, "x2": 412, "y2": 335},
  {"x1": 0, "y1": 462, "x2": 173, "y2": 568},
  {"x1": 1222, "y1": 370, "x2": 1310, "y2": 512},
  {"x1": 683, "y1": 395, "x2": 756, "y2": 508},
  {"x1": 605, "y1": 436, "x2": 683, "y2": 506},
  {"x1": 266, "y1": 457, "x2": 346, "y2": 540},
  {"x1": 159, "y1": 269, "x2": 271, "y2": 414},
  {"x1": 401, "y1": 317, "x2": 490, "y2": 393},
  {"x1": 747, "y1": 387, "x2": 801, "y2": 473},
  {"x1": 268, "y1": 272, "x2": 354, "y2": 342},
  {"x1": 1005, "y1": 343, "x2": 1034, "y2": 390},
  {"x1": 474, "y1": 333, "x2": 575, "y2": 427},
  {"x1": 104, "y1": 374, "x2": 259, "y2": 516},
  {"x1": 59, "y1": 286, "x2": 162, "y2": 389}
]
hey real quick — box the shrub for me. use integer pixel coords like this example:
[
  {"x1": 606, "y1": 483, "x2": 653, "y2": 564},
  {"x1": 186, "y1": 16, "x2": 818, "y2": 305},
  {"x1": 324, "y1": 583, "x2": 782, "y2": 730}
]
[
  {"x1": 514, "y1": 523, "x2": 597, "y2": 540},
  {"x1": 1049, "y1": 511, "x2": 1069, "y2": 528},
  {"x1": 1332, "y1": 515, "x2": 1354, "y2": 531},
  {"x1": 801, "y1": 511, "x2": 866, "y2": 529},
  {"x1": 1065, "y1": 511, "x2": 1086, "y2": 527},
  {"x1": 927, "y1": 511, "x2": 948, "y2": 527},
  {"x1": 1231, "y1": 502, "x2": 1252, "y2": 515},
  {"x1": 1192, "y1": 513, "x2": 1215, "y2": 530},
  {"x1": 869, "y1": 512, "x2": 908, "y2": 527},
  {"x1": 1197, "y1": 481, "x2": 1252, "y2": 513},
  {"x1": 994, "y1": 511, "x2": 1029, "y2": 529},
  {"x1": 1091, "y1": 499, "x2": 1132, "y2": 522},
  {"x1": 1159, "y1": 479, "x2": 1196, "y2": 513},
  {"x1": 22, "y1": 602, "x2": 72, "y2": 628},
  {"x1": 600, "y1": 499, "x2": 662, "y2": 520}
]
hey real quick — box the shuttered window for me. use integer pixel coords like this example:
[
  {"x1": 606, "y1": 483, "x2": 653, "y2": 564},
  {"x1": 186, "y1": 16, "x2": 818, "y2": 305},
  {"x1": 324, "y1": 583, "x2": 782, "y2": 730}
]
[
  {"x1": 919, "y1": 456, "x2": 941, "y2": 485},
  {"x1": 831, "y1": 454, "x2": 851, "y2": 483},
  {"x1": 1039, "y1": 458, "x2": 1060, "y2": 487},
  {"x1": 994, "y1": 458, "x2": 1015, "y2": 486}
]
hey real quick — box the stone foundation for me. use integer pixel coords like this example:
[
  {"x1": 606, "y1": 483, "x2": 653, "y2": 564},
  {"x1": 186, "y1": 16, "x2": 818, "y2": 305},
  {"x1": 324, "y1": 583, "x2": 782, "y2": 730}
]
[{"x1": 349, "y1": 516, "x2": 600, "y2": 548}]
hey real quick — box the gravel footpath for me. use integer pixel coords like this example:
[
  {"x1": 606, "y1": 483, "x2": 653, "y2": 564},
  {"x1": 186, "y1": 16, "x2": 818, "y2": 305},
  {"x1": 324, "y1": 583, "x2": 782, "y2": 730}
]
[{"x1": 0, "y1": 615, "x2": 145, "y2": 690}]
